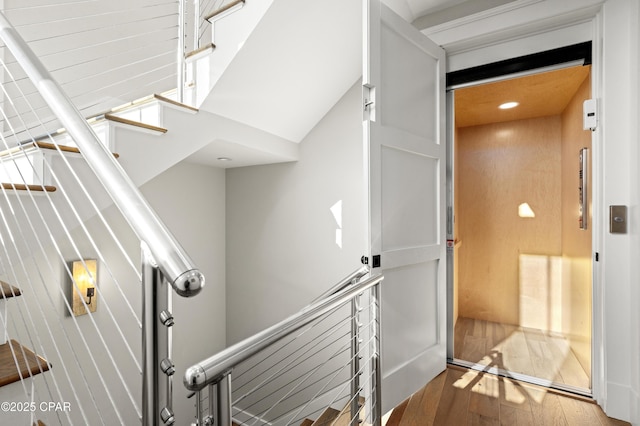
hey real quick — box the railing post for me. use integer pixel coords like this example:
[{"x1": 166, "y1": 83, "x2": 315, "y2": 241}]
[
  {"x1": 350, "y1": 286, "x2": 361, "y2": 426},
  {"x1": 195, "y1": 390, "x2": 203, "y2": 425},
  {"x1": 371, "y1": 282, "x2": 382, "y2": 426},
  {"x1": 177, "y1": 0, "x2": 186, "y2": 103},
  {"x1": 193, "y1": 0, "x2": 201, "y2": 50},
  {"x1": 216, "y1": 373, "x2": 232, "y2": 426},
  {"x1": 142, "y1": 244, "x2": 175, "y2": 425}
]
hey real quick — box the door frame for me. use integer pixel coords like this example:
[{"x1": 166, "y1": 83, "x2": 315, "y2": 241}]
[{"x1": 439, "y1": 12, "x2": 604, "y2": 405}]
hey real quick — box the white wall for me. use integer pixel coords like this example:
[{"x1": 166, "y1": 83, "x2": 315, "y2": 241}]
[
  {"x1": 140, "y1": 161, "x2": 227, "y2": 421},
  {"x1": 0, "y1": 159, "x2": 225, "y2": 425},
  {"x1": 225, "y1": 81, "x2": 366, "y2": 344}
]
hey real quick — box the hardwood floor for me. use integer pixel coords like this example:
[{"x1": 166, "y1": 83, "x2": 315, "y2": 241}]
[
  {"x1": 454, "y1": 317, "x2": 590, "y2": 390},
  {"x1": 384, "y1": 366, "x2": 629, "y2": 426}
]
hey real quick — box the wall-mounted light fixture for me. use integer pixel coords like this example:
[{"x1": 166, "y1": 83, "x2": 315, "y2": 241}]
[{"x1": 71, "y1": 259, "x2": 97, "y2": 316}]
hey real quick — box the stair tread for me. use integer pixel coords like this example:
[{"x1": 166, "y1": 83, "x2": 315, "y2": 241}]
[
  {"x1": 332, "y1": 396, "x2": 365, "y2": 426},
  {"x1": 185, "y1": 43, "x2": 216, "y2": 61},
  {"x1": 0, "y1": 340, "x2": 50, "y2": 387},
  {"x1": 0, "y1": 281, "x2": 21, "y2": 299},
  {"x1": 301, "y1": 419, "x2": 314, "y2": 426},
  {"x1": 0, "y1": 141, "x2": 119, "y2": 160},
  {"x1": 1, "y1": 183, "x2": 57, "y2": 193},
  {"x1": 104, "y1": 113, "x2": 168, "y2": 134},
  {"x1": 32, "y1": 141, "x2": 80, "y2": 155},
  {"x1": 0, "y1": 141, "x2": 78, "y2": 158},
  {"x1": 312, "y1": 407, "x2": 340, "y2": 426},
  {"x1": 153, "y1": 94, "x2": 199, "y2": 113},
  {"x1": 205, "y1": 0, "x2": 245, "y2": 22}
]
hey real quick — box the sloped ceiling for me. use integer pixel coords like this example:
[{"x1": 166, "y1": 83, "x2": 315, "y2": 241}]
[
  {"x1": 2, "y1": 0, "x2": 179, "y2": 139},
  {"x1": 200, "y1": 0, "x2": 362, "y2": 143},
  {"x1": 200, "y1": 0, "x2": 515, "y2": 144}
]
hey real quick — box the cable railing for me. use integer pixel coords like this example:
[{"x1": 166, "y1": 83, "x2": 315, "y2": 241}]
[
  {"x1": 191, "y1": 0, "x2": 243, "y2": 52},
  {"x1": 0, "y1": 10, "x2": 203, "y2": 426},
  {"x1": 178, "y1": 0, "x2": 245, "y2": 103},
  {"x1": 2, "y1": 1, "x2": 180, "y2": 129},
  {"x1": 0, "y1": 0, "x2": 246, "y2": 141},
  {"x1": 185, "y1": 268, "x2": 384, "y2": 426}
]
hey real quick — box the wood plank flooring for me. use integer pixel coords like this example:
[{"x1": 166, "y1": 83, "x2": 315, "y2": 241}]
[
  {"x1": 454, "y1": 317, "x2": 590, "y2": 389},
  {"x1": 384, "y1": 366, "x2": 629, "y2": 426}
]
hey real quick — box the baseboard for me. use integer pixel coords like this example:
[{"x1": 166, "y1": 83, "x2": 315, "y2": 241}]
[
  {"x1": 605, "y1": 381, "x2": 632, "y2": 423},
  {"x1": 631, "y1": 386, "x2": 640, "y2": 425}
]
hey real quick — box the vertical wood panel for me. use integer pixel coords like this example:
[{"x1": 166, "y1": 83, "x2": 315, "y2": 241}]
[{"x1": 456, "y1": 116, "x2": 562, "y2": 325}]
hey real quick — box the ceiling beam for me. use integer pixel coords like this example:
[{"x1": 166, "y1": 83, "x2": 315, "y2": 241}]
[{"x1": 412, "y1": 0, "x2": 518, "y2": 30}]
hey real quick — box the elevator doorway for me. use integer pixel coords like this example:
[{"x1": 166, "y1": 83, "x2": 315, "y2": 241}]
[{"x1": 448, "y1": 64, "x2": 593, "y2": 394}]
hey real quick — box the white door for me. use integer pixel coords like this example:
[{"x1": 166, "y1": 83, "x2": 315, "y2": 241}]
[{"x1": 363, "y1": 0, "x2": 446, "y2": 414}]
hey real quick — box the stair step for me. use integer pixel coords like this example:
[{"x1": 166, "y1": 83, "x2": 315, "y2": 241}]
[
  {"x1": 301, "y1": 419, "x2": 314, "y2": 426},
  {"x1": 34, "y1": 421, "x2": 46, "y2": 426},
  {"x1": 0, "y1": 141, "x2": 77, "y2": 158},
  {"x1": 0, "y1": 141, "x2": 119, "y2": 160},
  {"x1": 0, "y1": 339, "x2": 50, "y2": 387},
  {"x1": 31, "y1": 141, "x2": 80, "y2": 155},
  {"x1": 0, "y1": 183, "x2": 57, "y2": 193},
  {"x1": 204, "y1": 0, "x2": 245, "y2": 22},
  {"x1": 185, "y1": 43, "x2": 216, "y2": 62},
  {"x1": 312, "y1": 407, "x2": 340, "y2": 426},
  {"x1": 33, "y1": 141, "x2": 121, "y2": 159},
  {"x1": 104, "y1": 113, "x2": 168, "y2": 135},
  {"x1": 332, "y1": 396, "x2": 365, "y2": 426},
  {"x1": 153, "y1": 94, "x2": 199, "y2": 114},
  {"x1": 0, "y1": 281, "x2": 21, "y2": 299}
]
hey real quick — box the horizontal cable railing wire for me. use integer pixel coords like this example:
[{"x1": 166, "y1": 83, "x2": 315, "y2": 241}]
[
  {"x1": 196, "y1": 0, "x2": 223, "y2": 48},
  {"x1": 185, "y1": 272, "x2": 383, "y2": 426},
  {"x1": 1, "y1": 48, "x2": 177, "y2": 141},
  {"x1": 1, "y1": 0, "x2": 180, "y2": 136},
  {"x1": 231, "y1": 312, "x2": 353, "y2": 423},
  {"x1": 189, "y1": 0, "x2": 241, "y2": 52},
  {"x1": 0, "y1": 34, "x2": 148, "y2": 424}
]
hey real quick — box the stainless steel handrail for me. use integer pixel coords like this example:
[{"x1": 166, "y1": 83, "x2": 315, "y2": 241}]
[
  {"x1": 184, "y1": 273, "x2": 384, "y2": 392},
  {"x1": 310, "y1": 265, "x2": 370, "y2": 304},
  {"x1": 0, "y1": 12, "x2": 204, "y2": 297}
]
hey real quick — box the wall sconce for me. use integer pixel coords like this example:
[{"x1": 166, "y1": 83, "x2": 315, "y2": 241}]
[{"x1": 71, "y1": 259, "x2": 97, "y2": 316}]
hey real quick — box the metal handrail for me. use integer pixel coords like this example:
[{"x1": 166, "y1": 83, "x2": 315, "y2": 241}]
[
  {"x1": 310, "y1": 265, "x2": 370, "y2": 304},
  {"x1": 0, "y1": 11, "x2": 204, "y2": 298},
  {"x1": 184, "y1": 273, "x2": 384, "y2": 392}
]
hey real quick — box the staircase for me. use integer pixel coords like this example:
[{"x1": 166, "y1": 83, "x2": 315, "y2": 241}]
[
  {"x1": 0, "y1": 280, "x2": 49, "y2": 388},
  {"x1": 0, "y1": 281, "x2": 50, "y2": 426},
  {"x1": 0, "y1": 90, "x2": 299, "y2": 264},
  {"x1": 300, "y1": 396, "x2": 365, "y2": 426},
  {"x1": 0, "y1": 0, "x2": 364, "y2": 423}
]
